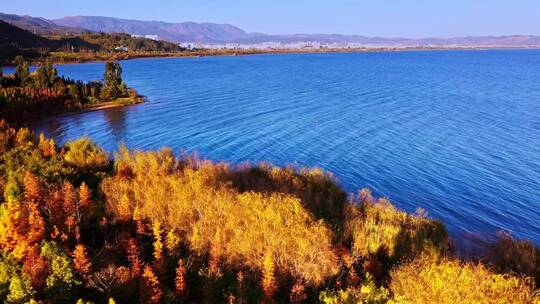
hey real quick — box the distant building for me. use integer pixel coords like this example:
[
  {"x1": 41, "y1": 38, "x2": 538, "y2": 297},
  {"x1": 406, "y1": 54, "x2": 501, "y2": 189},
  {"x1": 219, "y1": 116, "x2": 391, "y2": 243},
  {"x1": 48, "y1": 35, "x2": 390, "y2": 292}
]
[
  {"x1": 144, "y1": 34, "x2": 159, "y2": 40},
  {"x1": 131, "y1": 34, "x2": 159, "y2": 41},
  {"x1": 114, "y1": 46, "x2": 129, "y2": 52}
]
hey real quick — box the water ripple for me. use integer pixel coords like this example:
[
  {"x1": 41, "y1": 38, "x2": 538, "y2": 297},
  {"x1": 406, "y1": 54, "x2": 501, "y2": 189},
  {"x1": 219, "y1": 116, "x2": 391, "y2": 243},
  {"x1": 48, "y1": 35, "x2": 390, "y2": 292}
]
[{"x1": 27, "y1": 50, "x2": 540, "y2": 246}]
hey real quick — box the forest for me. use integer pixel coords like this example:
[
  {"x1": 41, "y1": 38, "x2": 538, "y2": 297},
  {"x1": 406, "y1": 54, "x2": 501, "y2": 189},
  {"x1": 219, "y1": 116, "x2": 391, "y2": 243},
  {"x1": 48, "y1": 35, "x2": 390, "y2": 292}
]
[
  {"x1": 0, "y1": 56, "x2": 141, "y2": 123},
  {"x1": 0, "y1": 118, "x2": 537, "y2": 303}
]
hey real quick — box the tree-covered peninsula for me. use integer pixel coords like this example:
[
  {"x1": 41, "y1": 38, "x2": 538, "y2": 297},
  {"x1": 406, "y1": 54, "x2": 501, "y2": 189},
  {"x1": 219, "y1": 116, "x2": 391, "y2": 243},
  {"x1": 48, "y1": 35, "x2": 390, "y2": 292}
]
[{"x1": 0, "y1": 57, "x2": 143, "y2": 123}]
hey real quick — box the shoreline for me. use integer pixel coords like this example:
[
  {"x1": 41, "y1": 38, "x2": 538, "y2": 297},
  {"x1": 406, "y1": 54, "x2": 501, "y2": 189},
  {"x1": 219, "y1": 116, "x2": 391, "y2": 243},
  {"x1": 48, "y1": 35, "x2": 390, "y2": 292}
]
[
  {"x1": 4, "y1": 46, "x2": 539, "y2": 66},
  {"x1": 14, "y1": 95, "x2": 146, "y2": 128},
  {"x1": 49, "y1": 46, "x2": 540, "y2": 65},
  {"x1": 81, "y1": 95, "x2": 145, "y2": 112}
]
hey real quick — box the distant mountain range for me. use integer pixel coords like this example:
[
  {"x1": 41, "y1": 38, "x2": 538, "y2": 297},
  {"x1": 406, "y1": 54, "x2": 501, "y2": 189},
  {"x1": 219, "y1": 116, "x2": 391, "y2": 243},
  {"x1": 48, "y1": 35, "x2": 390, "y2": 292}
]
[
  {"x1": 0, "y1": 12, "x2": 88, "y2": 35},
  {"x1": 3, "y1": 13, "x2": 540, "y2": 47}
]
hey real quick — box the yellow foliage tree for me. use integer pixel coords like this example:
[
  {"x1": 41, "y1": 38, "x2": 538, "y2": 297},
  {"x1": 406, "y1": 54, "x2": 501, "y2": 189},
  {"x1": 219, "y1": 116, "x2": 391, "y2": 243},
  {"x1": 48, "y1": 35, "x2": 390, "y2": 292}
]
[
  {"x1": 165, "y1": 230, "x2": 180, "y2": 253},
  {"x1": 0, "y1": 197, "x2": 45, "y2": 259},
  {"x1": 152, "y1": 221, "x2": 163, "y2": 263},
  {"x1": 262, "y1": 253, "x2": 276, "y2": 299},
  {"x1": 63, "y1": 137, "x2": 109, "y2": 169}
]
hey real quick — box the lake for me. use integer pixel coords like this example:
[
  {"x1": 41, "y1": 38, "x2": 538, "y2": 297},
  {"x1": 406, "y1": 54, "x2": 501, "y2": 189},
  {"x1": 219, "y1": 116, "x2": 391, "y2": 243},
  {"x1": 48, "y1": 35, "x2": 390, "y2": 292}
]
[{"x1": 18, "y1": 50, "x2": 540, "y2": 246}]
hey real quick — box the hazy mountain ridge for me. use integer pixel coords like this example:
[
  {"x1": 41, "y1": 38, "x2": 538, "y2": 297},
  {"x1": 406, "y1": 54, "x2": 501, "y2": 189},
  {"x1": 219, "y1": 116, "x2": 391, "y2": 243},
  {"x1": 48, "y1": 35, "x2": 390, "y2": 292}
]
[
  {"x1": 54, "y1": 15, "x2": 251, "y2": 43},
  {"x1": 0, "y1": 12, "x2": 88, "y2": 35},
  {"x1": 52, "y1": 16, "x2": 540, "y2": 47},
  {"x1": 3, "y1": 13, "x2": 540, "y2": 47}
]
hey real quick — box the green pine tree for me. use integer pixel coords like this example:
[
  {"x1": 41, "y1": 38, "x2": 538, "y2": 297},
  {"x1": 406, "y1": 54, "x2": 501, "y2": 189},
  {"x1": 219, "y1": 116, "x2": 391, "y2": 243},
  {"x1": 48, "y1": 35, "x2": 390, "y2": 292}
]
[
  {"x1": 14, "y1": 56, "x2": 30, "y2": 86},
  {"x1": 101, "y1": 61, "x2": 128, "y2": 100}
]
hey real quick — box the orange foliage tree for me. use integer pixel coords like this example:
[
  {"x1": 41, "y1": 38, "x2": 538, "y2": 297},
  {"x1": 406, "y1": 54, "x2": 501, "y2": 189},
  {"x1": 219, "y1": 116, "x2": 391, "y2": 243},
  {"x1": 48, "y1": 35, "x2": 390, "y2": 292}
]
[
  {"x1": 175, "y1": 259, "x2": 187, "y2": 297},
  {"x1": 140, "y1": 265, "x2": 162, "y2": 304},
  {"x1": 72, "y1": 244, "x2": 93, "y2": 277},
  {"x1": 125, "y1": 238, "x2": 142, "y2": 276}
]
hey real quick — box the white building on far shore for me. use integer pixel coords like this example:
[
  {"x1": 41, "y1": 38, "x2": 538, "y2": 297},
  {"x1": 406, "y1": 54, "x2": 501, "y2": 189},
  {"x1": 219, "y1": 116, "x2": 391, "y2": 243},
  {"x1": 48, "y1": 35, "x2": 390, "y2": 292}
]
[{"x1": 131, "y1": 34, "x2": 159, "y2": 41}]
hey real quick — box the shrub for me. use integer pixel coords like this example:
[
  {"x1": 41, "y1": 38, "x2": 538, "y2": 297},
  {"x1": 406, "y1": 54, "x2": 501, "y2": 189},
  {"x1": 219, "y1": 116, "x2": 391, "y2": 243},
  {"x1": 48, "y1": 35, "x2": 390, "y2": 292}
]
[
  {"x1": 319, "y1": 275, "x2": 398, "y2": 304},
  {"x1": 229, "y1": 164, "x2": 348, "y2": 231},
  {"x1": 487, "y1": 231, "x2": 539, "y2": 285},
  {"x1": 390, "y1": 255, "x2": 540, "y2": 304},
  {"x1": 63, "y1": 137, "x2": 109, "y2": 170},
  {"x1": 347, "y1": 189, "x2": 449, "y2": 264}
]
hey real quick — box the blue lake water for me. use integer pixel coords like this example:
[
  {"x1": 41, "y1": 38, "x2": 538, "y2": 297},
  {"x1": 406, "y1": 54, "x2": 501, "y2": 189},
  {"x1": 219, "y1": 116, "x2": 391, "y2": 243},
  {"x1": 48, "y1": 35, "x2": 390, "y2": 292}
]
[{"x1": 17, "y1": 50, "x2": 540, "y2": 246}]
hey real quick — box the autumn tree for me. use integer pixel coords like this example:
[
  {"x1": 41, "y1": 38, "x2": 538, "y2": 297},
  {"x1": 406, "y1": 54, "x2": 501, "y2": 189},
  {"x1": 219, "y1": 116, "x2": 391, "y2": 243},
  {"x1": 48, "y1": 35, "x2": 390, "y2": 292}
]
[
  {"x1": 78, "y1": 183, "x2": 92, "y2": 209},
  {"x1": 125, "y1": 238, "x2": 142, "y2": 276},
  {"x1": 262, "y1": 254, "x2": 276, "y2": 300},
  {"x1": 38, "y1": 133, "x2": 56, "y2": 158},
  {"x1": 72, "y1": 244, "x2": 92, "y2": 277},
  {"x1": 289, "y1": 279, "x2": 307, "y2": 304},
  {"x1": 22, "y1": 245, "x2": 49, "y2": 292},
  {"x1": 62, "y1": 181, "x2": 78, "y2": 238},
  {"x1": 117, "y1": 194, "x2": 132, "y2": 222},
  {"x1": 7, "y1": 273, "x2": 35, "y2": 303},
  {"x1": 63, "y1": 137, "x2": 109, "y2": 170},
  {"x1": 175, "y1": 259, "x2": 187, "y2": 297},
  {"x1": 27, "y1": 201, "x2": 46, "y2": 247},
  {"x1": 0, "y1": 252, "x2": 36, "y2": 303},
  {"x1": 23, "y1": 172, "x2": 42, "y2": 204},
  {"x1": 41, "y1": 241, "x2": 80, "y2": 302},
  {"x1": 0, "y1": 197, "x2": 45, "y2": 259},
  {"x1": 140, "y1": 266, "x2": 162, "y2": 304},
  {"x1": 165, "y1": 230, "x2": 180, "y2": 254},
  {"x1": 152, "y1": 221, "x2": 163, "y2": 264},
  {"x1": 23, "y1": 173, "x2": 46, "y2": 249}
]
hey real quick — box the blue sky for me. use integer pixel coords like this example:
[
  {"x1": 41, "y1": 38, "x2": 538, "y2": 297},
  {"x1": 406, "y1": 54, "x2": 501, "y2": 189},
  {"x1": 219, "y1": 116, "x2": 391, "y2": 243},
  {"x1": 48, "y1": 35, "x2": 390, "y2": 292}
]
[{"x1": 3, "y1": 0, "x2": 540, "y2": 38}]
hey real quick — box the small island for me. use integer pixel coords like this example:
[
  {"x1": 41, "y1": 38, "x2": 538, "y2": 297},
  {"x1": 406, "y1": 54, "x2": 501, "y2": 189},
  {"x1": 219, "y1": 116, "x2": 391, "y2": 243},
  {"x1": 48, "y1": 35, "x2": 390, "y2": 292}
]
[{"x1": 0, "y1": 56, "x2": 143, "y2": 124}]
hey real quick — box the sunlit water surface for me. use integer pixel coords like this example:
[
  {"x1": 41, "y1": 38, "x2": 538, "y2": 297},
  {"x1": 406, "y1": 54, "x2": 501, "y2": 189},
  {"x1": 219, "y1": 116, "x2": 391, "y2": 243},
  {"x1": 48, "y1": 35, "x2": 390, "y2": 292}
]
[{"x1": 14, "y1": 50, "x2": 540, "y2": 246}]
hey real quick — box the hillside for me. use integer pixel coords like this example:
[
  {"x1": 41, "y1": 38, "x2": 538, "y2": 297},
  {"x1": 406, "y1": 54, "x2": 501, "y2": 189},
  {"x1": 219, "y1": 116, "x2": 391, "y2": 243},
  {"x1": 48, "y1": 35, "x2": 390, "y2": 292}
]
[
  {"x1": 0, "y1": 20, "x2": 57, "y2": 49},
  {"x1": 0, "y1": 19, "x2": 186, "y2": 63},
  {"x1": 54, "y1": 15, "x2": 251, "y2": 43},
  {"x1": 52, "y1": 15, "x2": 540, "y2": 47},
  {"x1": 0, "y1": 20, "x2": 74, "y2": 61}
]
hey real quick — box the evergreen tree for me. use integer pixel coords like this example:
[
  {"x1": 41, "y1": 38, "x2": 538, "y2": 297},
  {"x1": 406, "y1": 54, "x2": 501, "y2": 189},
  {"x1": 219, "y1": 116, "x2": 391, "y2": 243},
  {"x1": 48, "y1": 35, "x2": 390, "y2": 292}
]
[
  {"x1": 101, "y1": 62, "x2": 127, "y2": 100},
  {"x1": 35, "y1": 60, "x2": 58, "y2": 88},
  {"x1": 14, "y1": 56, "x2": 30, "y2": 86}
]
